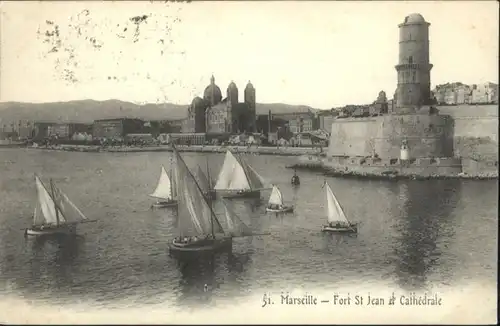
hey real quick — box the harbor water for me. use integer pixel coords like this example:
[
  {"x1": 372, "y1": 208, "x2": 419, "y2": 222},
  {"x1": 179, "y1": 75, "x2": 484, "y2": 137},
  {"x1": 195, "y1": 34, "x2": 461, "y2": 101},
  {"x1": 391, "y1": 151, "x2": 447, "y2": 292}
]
[{"x1": 0, "y1": 148, "x2": 497, "y2": 315}]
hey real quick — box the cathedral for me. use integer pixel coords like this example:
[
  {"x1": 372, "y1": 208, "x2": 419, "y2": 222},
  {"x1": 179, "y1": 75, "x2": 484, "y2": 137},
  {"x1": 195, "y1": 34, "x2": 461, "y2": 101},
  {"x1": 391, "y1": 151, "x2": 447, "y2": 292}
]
[{"x1": 183, "y1": 75, "x2": 256, "y2": 134}]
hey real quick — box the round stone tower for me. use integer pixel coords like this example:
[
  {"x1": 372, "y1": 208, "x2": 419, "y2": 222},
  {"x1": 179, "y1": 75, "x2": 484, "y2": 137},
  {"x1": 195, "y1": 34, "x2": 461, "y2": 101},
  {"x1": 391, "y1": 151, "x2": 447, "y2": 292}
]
[{"x1": 395, "y1": 13, "x2": 433, "y2": 111}]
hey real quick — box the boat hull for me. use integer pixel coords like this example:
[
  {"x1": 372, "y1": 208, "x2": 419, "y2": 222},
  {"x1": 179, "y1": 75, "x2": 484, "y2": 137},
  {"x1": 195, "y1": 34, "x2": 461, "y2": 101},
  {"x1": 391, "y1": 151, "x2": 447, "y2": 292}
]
[
  {"x1": 321, "y1": 224, "x2": 358, "y2": 233},
  {"x1": 25, "y1": 224, "x2": 77, "y2": 236},
  {"x1": 217, "y1": 190, "x2": 260, "y2": 199},
  {"x1": 266, "y1": 205, "x2": 294, "y2": 213},
  {"x1": 168, "y1": 237, "x2": 232, "y2": 254},
  {"x1": 151, "y1": 200, "x2": 178, "y2": 209}
]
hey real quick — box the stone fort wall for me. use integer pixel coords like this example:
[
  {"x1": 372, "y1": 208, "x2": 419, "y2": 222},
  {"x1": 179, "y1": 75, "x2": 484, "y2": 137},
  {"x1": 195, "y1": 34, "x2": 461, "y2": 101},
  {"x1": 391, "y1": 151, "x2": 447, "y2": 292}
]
[
  {"x1": 437, "y1": 104, "x2": 498, "y2": 160},
  {"x1": 327, "y1": 114, "x2": 454, "y2": 159},
  {"x1": 327, "y1": 105, "x2": 498, "y2": 161}
]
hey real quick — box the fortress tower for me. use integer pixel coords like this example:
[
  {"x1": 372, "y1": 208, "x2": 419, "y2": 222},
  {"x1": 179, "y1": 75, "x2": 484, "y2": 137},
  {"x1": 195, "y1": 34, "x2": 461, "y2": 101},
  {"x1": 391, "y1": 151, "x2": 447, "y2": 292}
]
[{"x1": 394, "y1": 13, "x2": 433, "y2": 111}]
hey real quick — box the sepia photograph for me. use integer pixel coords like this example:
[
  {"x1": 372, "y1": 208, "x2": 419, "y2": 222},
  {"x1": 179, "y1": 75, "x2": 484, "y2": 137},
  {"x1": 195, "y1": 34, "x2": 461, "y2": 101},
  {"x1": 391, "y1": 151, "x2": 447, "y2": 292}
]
[{"x1": 0, "y1": 0, "x2": 498, "y2": 324}]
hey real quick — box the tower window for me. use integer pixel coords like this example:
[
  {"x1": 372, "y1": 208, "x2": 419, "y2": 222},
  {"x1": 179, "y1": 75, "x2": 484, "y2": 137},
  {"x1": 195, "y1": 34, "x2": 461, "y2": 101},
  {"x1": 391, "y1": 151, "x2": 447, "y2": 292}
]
[
  {"x1": 412, "y1": 71, "x2": 416, "y2": 82},
  {"x1": 408, "y1": 56, "x2": 413, "y2": 64}
]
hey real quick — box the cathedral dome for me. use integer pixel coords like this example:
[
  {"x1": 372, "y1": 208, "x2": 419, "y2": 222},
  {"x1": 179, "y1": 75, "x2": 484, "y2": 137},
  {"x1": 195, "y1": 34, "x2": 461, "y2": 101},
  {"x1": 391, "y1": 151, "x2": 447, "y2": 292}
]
[
  {"x1": 403, "y1": 13, "x2": 426, "y2": 24},
  {"x1": 228, "y1": 81, "x2": 238, "y2": 90},
  {"x1": 203, "y1": 75, "x2": 222, "y2": 105},
  {"x1": 245, "y1": 81, "x2": 254, "y2": 89}
]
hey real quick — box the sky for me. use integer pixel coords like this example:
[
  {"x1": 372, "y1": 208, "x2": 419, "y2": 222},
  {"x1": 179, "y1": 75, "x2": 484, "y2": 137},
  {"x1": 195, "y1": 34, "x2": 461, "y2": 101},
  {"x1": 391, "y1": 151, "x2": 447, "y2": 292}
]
[{"x1": 0, "y1": 1, "x2": 498, "y2": 110}]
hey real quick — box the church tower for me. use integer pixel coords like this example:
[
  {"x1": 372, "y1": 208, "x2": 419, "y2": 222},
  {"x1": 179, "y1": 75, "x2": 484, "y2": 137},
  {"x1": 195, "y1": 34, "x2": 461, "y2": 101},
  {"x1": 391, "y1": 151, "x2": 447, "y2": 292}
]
[
  {"x1": 244, "y1": 81, "x2": 256, "y2": 132},
  {"x1": 227, "y1": 81, "x2": 238, "y2": 107},
  {"x1": 395, "y1": 13, "x2": 433, "y2": 111}
]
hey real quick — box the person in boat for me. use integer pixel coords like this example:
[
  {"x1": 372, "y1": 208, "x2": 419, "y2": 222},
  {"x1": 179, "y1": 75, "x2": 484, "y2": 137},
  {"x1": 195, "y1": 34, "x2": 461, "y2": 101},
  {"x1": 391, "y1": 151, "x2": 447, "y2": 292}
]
[
  {"x1": 268, "y1": 204, "x2": 282, "y2": 210},
  {"x1": 291, "y1": 169, "x2": 300, "y2": 185}
]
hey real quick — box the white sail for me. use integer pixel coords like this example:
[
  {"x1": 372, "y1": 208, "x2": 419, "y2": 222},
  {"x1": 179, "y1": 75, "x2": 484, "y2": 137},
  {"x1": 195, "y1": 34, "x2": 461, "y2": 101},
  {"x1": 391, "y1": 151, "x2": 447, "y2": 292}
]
[
  {"x1": 214, "y1": 151, "x2": 251, "y2": 191},
  {"x1": 245, "y1": 163, "x2": 272, "y2": 190},
  {"x1": 325, "y1": 182, "x2": 350, "y2": 225},
  {"x1": 173, "y1": 147, "x2": 225, "y2": 238},
  {"x1": 52, "y1": 184, "x2": 88, "y2": 223},
  {"x1": 197, "y1": 165, "x2": 210, "y2": 192},
  {"x1": 33, "y1": 202, "x2": 43, "y2": 226},
  {"x1": 150, "y1": 166, "x2": 173, "y2": 200},
  {"x1": 222, "y1": 199, "x2": 254, "y2": 237},
  {"x1": 34, "y1": 176, "x2": 65, "y2": 225},
  {"x1": 268, "y1": 185, "x2": 284, "y2": 206}
]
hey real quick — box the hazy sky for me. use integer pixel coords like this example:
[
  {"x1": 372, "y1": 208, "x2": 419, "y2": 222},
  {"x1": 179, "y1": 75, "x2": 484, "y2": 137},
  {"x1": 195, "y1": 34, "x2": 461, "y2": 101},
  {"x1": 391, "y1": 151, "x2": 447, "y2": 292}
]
[{"x1": 0, "y1": 1, "x2": 498, "y2": 109}]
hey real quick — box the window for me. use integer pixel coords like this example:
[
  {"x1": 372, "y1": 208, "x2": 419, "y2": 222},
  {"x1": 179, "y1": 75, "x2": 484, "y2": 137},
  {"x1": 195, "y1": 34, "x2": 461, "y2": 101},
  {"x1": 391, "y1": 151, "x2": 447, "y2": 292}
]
[
  {"x1": 412, "y1": 71, "x2": 416, "y2": 82},
  {"x1": 408, "y1": 56, "x2": 413, "y2": 64}
]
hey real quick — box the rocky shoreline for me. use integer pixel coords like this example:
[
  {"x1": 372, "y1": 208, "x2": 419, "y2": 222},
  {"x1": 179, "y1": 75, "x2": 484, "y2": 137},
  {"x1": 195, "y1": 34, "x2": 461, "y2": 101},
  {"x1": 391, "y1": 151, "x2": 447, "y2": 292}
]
[{"x1": 286, "y1": 157, "x2": 498, "y2": 181}]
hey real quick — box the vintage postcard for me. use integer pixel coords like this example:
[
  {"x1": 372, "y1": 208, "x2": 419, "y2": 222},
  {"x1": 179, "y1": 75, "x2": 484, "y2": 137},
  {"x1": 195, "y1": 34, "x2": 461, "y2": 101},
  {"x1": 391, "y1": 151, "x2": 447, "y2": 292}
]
[{"x1": 0, "y1": 0, "x2": 498, "y2": 324}]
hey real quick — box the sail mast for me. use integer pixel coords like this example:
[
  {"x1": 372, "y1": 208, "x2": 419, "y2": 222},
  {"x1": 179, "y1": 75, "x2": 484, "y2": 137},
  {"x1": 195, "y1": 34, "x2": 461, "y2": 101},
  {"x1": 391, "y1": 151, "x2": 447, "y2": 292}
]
[
  {"x1": 33, "y1": 175, "x2": 38, "y2": 225},
  {"x1": 205, "y1": 157, "x2": 215, "y2": 237},
  {"x1": 206, "y1": 156, "x2": 212, "y2": 190},
  {"x1": 49, "y1": 179, "x2": 60, "y2": 226},
  {"x1": 169, "y1": 157, "x2": 173, "y2": 200}
]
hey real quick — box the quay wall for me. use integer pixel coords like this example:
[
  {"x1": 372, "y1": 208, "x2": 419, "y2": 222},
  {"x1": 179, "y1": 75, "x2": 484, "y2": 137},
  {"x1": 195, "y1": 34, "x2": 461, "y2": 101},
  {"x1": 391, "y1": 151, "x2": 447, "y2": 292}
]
[{"x1": 321, "y1": 156, "x2": 463, "y2": 177}]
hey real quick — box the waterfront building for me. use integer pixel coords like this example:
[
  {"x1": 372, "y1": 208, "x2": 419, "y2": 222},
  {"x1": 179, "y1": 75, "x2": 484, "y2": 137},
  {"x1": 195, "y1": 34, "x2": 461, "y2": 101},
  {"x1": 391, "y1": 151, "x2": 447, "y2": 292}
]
[
  {"x1": 92, "y1": 118, "x2": 147, "y2": 141},
  {"x1": 432, "y1": 82, "x2": 498, "y2": 105},
  {"x1": 166, "y1": 118, "x2": 183, "y2": 133},
  {"x1": 471, "y1": 82, "x2": 498, "y2": 104},
  {"x1": 166, "y1": 132, "x2": 206, "y2": 145},
  {"x1": 271, "y1": 111, "x2": 318, "y2": 133},
  {"x1": 33, "y1": 122, "x2": 92, "y2": 140}
]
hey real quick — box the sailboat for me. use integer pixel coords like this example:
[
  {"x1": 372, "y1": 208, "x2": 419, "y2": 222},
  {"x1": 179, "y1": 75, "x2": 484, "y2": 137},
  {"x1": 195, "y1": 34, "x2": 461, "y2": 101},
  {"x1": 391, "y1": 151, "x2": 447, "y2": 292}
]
[
  {"x1": 150, "y1": 165, "x2": 178, "y2": 209},
  {"x1": 196, "y1": 158, "x2": 216, "y2": 201},
  {"x1": 266, "y1": 185, "x2": 294, "y2": 213},
  {"x1": 169, "y1": 144, "x2": 265, "y2": 254},
  {"x1": 321, "y1": 181, "x2": 358, "y2": 233},
  {"x1": 222, "y1": 198, "x2": 269, "y2": 237},
  {"x1": 24, "y1": 175, "x2": 97, "y2": 237},
  {"x1": 214, "y1": 150, "x2": 271, "y2": 199}
]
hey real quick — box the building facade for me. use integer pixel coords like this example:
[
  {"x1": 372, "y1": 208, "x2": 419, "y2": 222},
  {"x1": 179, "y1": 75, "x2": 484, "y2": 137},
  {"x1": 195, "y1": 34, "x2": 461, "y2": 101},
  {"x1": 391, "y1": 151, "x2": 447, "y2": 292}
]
[
  {"x1": 471, "y1": 83, "x2": 498, "y2": 104},
  {"x1": 183, "y1": 75, "x2": 256, "y2": 134},
  {"x1": 33, "y1": 122, "x2": 92, "y2": 140},
  {"x1": 432, "y1": 82, "x2": 498, "y2": 105},
  {"x1": 271, "y1": 111, "x2": 318, "y2": 133},
  {"x1": 92, "y1": 118, "x2": 146, "y2": 140},
  {"x1": 394, "y1": 13, "x2": 433, "y2": 110}
]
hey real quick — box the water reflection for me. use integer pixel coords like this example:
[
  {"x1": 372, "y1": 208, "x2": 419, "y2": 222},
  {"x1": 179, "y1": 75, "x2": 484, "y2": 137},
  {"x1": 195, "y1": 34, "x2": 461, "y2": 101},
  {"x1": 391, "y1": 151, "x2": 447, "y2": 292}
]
[
  {"x1": 320, "y1": 230, "x2": 358, "y2": 252},
  {"x1": 391, "y1": 180, "x2": 461, "y2": 290},
  {"x1": 175, "y1": 250, "x2": 253, "y2": 307},
  {"x1": 16, "y1": 235, "x2": 85, "y2": 298}
]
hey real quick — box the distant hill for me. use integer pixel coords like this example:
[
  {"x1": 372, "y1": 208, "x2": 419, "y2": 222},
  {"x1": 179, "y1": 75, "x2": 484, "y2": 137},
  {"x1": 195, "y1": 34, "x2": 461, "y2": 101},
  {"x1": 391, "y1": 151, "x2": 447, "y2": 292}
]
[{"x1": 0, "y1": 99, "x2": 319, "y2": 125}]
